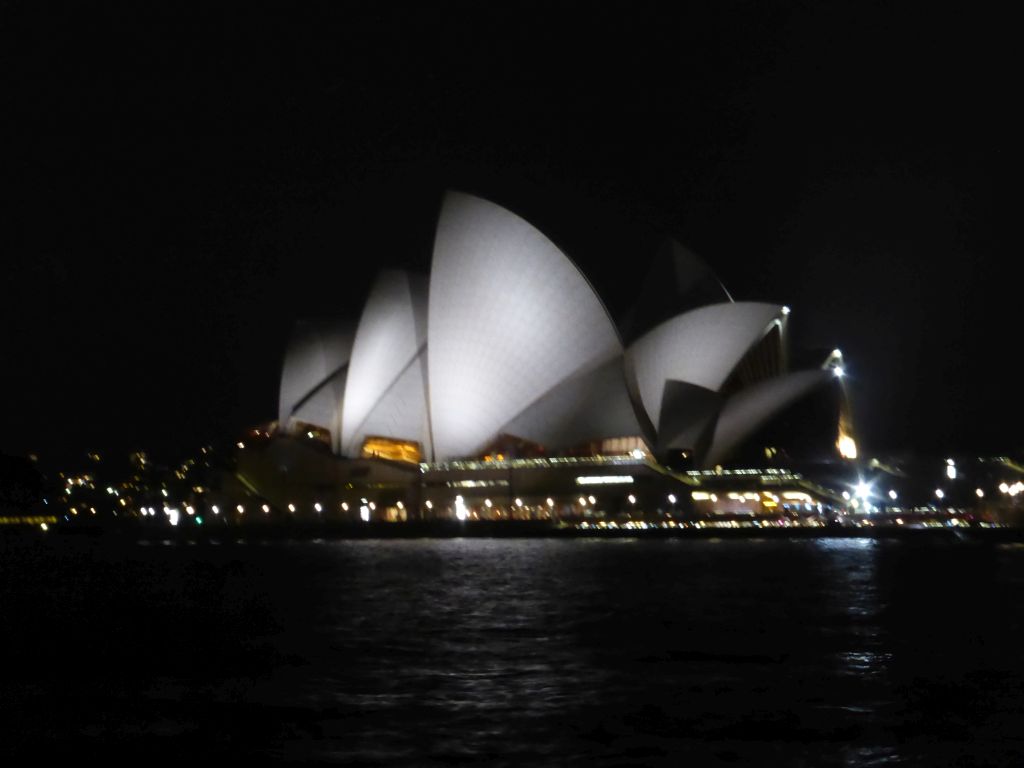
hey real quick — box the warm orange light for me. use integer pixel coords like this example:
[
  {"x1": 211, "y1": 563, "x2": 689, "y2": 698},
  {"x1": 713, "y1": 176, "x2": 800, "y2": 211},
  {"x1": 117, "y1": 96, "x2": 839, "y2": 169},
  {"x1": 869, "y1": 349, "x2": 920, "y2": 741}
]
[
  {"x1": 837, "y1": 433, "x2": 858, "y2": 460},
  {"x1": 360, "y1": 436, "x2": 422, "y2": 464}
]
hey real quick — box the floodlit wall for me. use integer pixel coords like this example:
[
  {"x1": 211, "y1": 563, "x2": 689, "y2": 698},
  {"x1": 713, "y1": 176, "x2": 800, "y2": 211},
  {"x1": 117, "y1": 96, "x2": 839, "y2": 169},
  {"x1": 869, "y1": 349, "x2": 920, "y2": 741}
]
[
  {"x1": 346, "y1": 348, "x2": 431, "y2": 458},
  {"x1": 625, "y1": 302, "x2": 784, "y2": 429},
  {"x1": 341, "y1": 270, "x2": 429, "y2": 456},
  {"x1": 278, "y1": 320, "x2": 354, "y2": 431},
  {"x1": 427, "y1": 192, "x2": 622, "y2": 460},
  {"x1": 501, "y1": 355, "x2": 651, "y2": 450}
]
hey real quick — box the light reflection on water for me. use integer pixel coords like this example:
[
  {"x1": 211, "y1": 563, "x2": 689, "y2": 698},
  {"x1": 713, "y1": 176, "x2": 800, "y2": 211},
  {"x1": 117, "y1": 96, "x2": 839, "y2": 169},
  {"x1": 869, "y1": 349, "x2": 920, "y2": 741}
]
[{"x1": 3, "y1": 537, "x2": 1024, "y2": 765}]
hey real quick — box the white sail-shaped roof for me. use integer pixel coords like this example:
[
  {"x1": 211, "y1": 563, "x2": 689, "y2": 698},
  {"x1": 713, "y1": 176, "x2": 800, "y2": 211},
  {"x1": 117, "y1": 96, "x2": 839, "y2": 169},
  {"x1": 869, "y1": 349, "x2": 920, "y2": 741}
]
[
  {"x1": 345, "y1": 348, "x2": 431, "y2": 457},
  {"x1": 428, "y1": 192, "x2": 622, "y2": 460},
  {"x1": 704, "y1": 369, "x2": 832, "y2": 467},
  {"x1": 341, "y1": 270, "x2": 428, "y2": 456},
  {"x1": 625, "y1": 302, "x2": 784, "y2": 429},
  {"x1": 291, "y1": 374, "x2": 348, "y2": 440},
  {"x1": 656, "y1": 380, "x2": 723, "y2": 455},
  {"x1": 500, "y1": 354, "x2": 651, "y2": 450},
  {"x1": 278, "y1": 320, "x2": 353, "y2": 430}
]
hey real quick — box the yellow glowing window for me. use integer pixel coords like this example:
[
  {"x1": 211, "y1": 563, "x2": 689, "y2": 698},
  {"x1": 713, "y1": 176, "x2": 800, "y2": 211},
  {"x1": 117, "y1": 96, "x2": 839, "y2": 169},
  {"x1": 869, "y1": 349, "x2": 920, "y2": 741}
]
[{"x1": 360, "y1": 436, "x2": 422, "y2": 464}]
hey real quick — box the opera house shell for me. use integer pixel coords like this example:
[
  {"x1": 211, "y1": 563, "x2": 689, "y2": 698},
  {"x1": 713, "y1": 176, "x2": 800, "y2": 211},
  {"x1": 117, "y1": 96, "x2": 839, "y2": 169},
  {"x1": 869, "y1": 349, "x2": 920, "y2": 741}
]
[{"x1": 278, "y1": 191, "x2": 840, "y2": 469}]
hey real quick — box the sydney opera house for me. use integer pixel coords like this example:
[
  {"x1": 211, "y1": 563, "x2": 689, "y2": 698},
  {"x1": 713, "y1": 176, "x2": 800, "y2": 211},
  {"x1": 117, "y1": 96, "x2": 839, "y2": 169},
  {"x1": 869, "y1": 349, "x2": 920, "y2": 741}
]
[{"x1": 241, "y1": 192, "x2": 850, "y2": 522}]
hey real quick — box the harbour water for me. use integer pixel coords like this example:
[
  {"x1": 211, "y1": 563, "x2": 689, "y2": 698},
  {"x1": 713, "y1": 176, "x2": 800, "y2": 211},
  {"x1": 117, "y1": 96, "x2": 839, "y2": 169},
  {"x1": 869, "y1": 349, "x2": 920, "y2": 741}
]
[{"x1": 3, "y1": 537, "x2": 1023, "y2": 764}]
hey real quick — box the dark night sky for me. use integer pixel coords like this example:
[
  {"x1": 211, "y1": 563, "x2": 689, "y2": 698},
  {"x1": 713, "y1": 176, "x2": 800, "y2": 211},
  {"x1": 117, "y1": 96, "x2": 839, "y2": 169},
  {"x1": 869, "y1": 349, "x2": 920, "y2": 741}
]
[{"x1": 3, "y1": 2, "x2": 1015, "y2": 465}]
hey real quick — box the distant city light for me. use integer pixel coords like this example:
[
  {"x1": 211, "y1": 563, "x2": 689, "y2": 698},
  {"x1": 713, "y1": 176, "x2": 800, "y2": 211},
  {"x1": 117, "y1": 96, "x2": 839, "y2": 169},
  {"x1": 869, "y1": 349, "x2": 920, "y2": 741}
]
[
  {"x1": 360, "y1": 504, "x2": 371, "y2": 522},
  {"x1": 935, "y1": 489, "x2": 945, "y2": 499},
  {"x1": 975, "y1": 488, "x2": 984, "y2": 498},
  {"x1": 842, "y1": 491, "x2": 851, "y2": 500},
  {"x1": 236, "y1": 504, "x2": 244, "y2": 514},
  {"x1": 341, "y1": 502, "x2": 349, "y2": 511},
  {"x1": 288, "y1": 503, "x2": 296, "y2": 512},
  {"x1": 546, "y1": 498, "x2": 554, "y2": 508},
  {"x1": 314, "y1": 502, "x2": 322, "y2": 512},
  {"x1": 946, "y1": 460, "x2": 957, "y2": 480},
  {"x1": 855, "y1": 481, "x2": 872, "y2": 499},
  {"x1": 628, "y1": 494, "x2": 636, "y2": 504},
  {"x1": 424, "y1": 500, "x2": 433, "y2": 510},
  {"x1": 237, "y1": 442, "x2": 245, "y2": 450},
  {"x1": 261, "y1": 504, "x2": 270, "y2": 513},
  {"x1": 888, "y1": 490, "x2": 898, "y2": 500},
  {"x1": 454, "y1": 495, "x2": 468, "y2": 521},
  {"x1": 587, "y1": 495, "x2": 596, "y2": 505},
  {"x1": 212, "y1": 505, "x2": 219, "y2": 515},
  {"x1": 514, "y1": 498, "x2": 523, "y2": 507},
  {"x1": 578, "y1": 496, "x2": 587, "y2": 506},
  {"x1": 833, "y1": 365, "x2": 845, "y2": 378},
  {"x1": 484, "y1": 498, "x2": 493, "y2": 508},
  {"x1": 667, "y1": 494, "x2": 677, "y2": 504}
]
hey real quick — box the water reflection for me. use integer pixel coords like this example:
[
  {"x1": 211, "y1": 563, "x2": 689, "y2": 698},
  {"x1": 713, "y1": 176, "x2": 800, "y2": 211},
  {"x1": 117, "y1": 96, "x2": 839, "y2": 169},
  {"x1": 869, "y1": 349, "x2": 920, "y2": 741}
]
[{"x1": 3, "y1": 537, "x2": 1024, "y2": 765}]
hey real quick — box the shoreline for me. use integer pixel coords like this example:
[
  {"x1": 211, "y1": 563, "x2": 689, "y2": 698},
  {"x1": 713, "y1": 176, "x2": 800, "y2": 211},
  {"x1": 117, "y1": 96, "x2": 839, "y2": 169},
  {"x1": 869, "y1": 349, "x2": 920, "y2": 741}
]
[{"x1": 6, "y1": 520, "x2": 1024, "y2": 544}]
